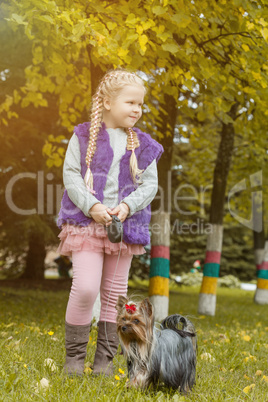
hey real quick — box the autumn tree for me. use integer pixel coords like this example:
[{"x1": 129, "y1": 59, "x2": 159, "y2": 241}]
[{"x1": 1, "y1": 0, "x2": 267, "y2": 312}]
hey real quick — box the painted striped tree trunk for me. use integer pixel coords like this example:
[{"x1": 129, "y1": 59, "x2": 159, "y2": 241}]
[
  {"x1": 149, "y1": 212, "x2": 170, "y2": 322},
  {"x1": 198, "y1": 225, "x2": 223, "y2": 315},
  {"x1": 198, "y1": 103, "x2": 237, "y2": 316},
  {"x1": 149, "y1": 92, "x2": 177, "y2": 321},
  {"x1": 254, "y1": 240, "x2": 268, "y2": 304},
  {"x1": 252, "y1": 191, "x2": 266, "y2": 304}
]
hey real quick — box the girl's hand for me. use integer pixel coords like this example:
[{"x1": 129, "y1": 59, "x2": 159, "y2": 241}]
[
  {"x1": 89, "y1": 203, "x2": 113, "y2": 226},
  {"x1": 110, "y1": 202, "x2": 130, "y2": 223}
]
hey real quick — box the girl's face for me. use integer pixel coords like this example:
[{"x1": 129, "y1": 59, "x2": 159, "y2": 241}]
[{"x1": 102, "y1": 85, "x2": 145, "y2": 129}]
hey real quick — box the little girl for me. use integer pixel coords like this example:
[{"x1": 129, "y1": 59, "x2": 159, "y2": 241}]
[{"x1": 57, "y1": 69, "x2": 164, "y2": 376}]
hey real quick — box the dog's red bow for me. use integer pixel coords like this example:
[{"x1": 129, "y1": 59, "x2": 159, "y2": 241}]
[{"x1": 125, "y1": 304, "x2": 136, "y2": 314}]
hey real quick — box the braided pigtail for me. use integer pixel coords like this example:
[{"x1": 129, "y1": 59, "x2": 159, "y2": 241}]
[
  {"x1": 126, "y1": 127, "x2": 144, "y2": 185},
  {"x1": 84, "y1": 93, "x2": 103, "y2": 194}
]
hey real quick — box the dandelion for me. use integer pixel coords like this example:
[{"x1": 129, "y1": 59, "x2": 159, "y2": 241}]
[
  {"x1": 48, "y1": 331, "x2": 54, "y2": 336},
  {"x1": 243, "y1": 384, "x2": 255, "y2": 394},
  {"x1": 24, "y1": 364, "x2": 27, "y2": 368},
  {"x1": 84, "y1": 367, "x2": 92, "y2": 374},
  {"x1": 115, "y1": 375, "x2": 120, "y2": 381},
  {"x1": 243, "y1": 335, "x2": 251, "y2": 342},
  {"x1": 261, "y1": 375, "x2": 268, "y2": 383},
  {"x1": 119, "y1": 368, "x2": 125, "y2": 375}
]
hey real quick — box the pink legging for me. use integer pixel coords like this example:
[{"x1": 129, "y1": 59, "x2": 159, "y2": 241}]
[{"x1": 65, "y1": 250, "x2": 133, "y2": 325}]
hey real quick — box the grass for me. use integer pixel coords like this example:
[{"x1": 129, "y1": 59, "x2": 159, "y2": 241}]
[{"x1": 0, "y1": 284, "x2": 268, "y2": 401}]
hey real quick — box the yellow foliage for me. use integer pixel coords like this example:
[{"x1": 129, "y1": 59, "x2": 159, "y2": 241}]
[
  {"x1": 139, "y1": 34, "x2": 148, "y2": 53},
  {"x1": 262, "y1": 28, "x2": 268, "y2": 41},
  {"x1": 259, "y1": 18, "x2": 268, "y2": 27},
  {"x1": 136, "y1": 25, "x2": 143, "y2": 35},
  {"x1": 118, "y1": 48, "x2": 129, "y2": 58},
  {"x1": 241, "y1": 44, "x2": 249, "y2": 52},
  {"x1": 152, "y1": 6, "x2": 166, "y2": 15},
  {"x1": 246, "y1": 21, "x2": 254, "y2": 30}
]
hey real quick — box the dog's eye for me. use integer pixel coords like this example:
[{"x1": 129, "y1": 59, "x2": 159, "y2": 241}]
[
  {"x1": 122, "y1": 317, "x2": 126, "y2": 321},
  {"x1": 134, "y1": 319, "x2": 140, "y2": 324}
]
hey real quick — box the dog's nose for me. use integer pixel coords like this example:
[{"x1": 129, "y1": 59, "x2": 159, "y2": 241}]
[{"x1": 122, "y1": 326, "x2": 127, "y2": 332}]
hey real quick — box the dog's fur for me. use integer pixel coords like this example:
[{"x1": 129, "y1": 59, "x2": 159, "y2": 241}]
[{"x1": 116, "y1": 296, "x2": 197, "y2": 392}]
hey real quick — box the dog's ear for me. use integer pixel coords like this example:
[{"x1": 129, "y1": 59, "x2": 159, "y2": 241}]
[
  {"x1": 140, "y1": 298, "x2": 153, "y2": 317},
  {"x1": 116, "y1": 295, "x2": 128, "y2": 311}
]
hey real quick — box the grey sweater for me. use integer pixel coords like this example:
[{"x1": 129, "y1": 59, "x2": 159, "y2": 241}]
[{"x1": 63, "y1": 127, "x2": 158, "y2": 218}]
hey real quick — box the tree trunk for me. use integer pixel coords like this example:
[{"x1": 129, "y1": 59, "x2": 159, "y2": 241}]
[
  {"x1": 254, "y1": 240, "x2": 268, "y2": 304},
  {"x1": 86, "y1": 44, "x2": 112, "y2": 97},
  {"x1": 149, "y1": 93, "x2": 177, "y2": 321},
  {"x1": 252, "y1": 193, "x2": 267, "y2": 303},
  {"x1": 198, "y1": 104, "x2": 238, "y2": 316},
  {"x1": 21, "y1": 231, "x2": 46, "y2": 280},
  {"x1": 89, "y1": 58, "x2": 106, "y2": 97}
]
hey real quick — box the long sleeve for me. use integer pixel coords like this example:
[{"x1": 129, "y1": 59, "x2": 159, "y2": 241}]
[
  {"x1": 63, "y1": 134, "x2": 100, "y2": 217},
  {"x1": 120, "y1": 159, "x2": 158, "y2": 217}
]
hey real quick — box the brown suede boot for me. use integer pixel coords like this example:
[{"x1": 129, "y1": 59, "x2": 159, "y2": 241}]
[
  {"x1": 63, "y1": 321, "x2": 91, "y2": 376},
  {"x1": 93, "y1": 321, "x2": 119, "y2": 376}
]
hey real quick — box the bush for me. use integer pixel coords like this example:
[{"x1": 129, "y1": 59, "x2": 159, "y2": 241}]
[
  {"x1": 218, "y1": 274, "x2": 241, "y2": 288},
  {"x1": 174, "y1": 273, "x2": 241, "y2": 288},
  {"x1": 180, "y1": 272, "x2": 203, "y2": 286}
]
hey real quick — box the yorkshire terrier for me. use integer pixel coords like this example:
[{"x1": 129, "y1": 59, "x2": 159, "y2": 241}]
[{"x1": 116, "y1": 296, "x2": 197, "y2": 392}]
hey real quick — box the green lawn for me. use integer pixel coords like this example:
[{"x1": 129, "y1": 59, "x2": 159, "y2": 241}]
[{"x1": 0, "y1": 284, "x2": 268, "y2": 401}]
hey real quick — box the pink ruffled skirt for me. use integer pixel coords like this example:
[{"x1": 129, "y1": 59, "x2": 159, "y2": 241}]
[{"x1": 57, "y1": 222, "x2": 146, "y2": 257}]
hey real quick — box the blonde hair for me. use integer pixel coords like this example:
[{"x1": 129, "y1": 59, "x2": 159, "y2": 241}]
[{"x1": 84, "y1": 69, "x2": 146, "y2": 194}]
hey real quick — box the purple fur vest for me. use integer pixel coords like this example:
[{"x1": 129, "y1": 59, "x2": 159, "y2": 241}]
[{"x1": 57, "y1": 122, "x2": 164, "y2": 245}]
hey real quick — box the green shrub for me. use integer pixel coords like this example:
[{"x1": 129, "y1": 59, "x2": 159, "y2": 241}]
[{"x1": 218, "y1": 274, "x2": 241, "y2": 288}]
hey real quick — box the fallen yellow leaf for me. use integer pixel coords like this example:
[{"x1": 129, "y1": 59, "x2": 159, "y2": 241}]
[
  {"x1": 243, "y1": 384, "x2": 255, "y2": 394},
  {"x1": 244, "y1": 355, "x2": 257, "y2": 363}
]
